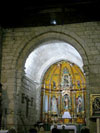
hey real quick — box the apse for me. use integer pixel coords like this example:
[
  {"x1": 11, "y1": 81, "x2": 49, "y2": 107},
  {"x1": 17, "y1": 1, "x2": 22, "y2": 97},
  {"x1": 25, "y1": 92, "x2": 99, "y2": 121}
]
[
  {"x1": 41, "y1": 61, "x2": 86, "y2": 124},
  {"x1": 24, "y1": 40, "x2": 83, "y2": 85}
]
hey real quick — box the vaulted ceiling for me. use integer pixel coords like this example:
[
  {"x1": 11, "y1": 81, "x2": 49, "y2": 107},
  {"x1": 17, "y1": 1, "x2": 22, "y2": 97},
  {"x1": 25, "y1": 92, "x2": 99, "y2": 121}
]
[
  {"x1": 1, "y1": 0, "x2": 100, "y2": 28},
  {"x1": 25, "y1": 41, "x2": 83, "y2": 83}
]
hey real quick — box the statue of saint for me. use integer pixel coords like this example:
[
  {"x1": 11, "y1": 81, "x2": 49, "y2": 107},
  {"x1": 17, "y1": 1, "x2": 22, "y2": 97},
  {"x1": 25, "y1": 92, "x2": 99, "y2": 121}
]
[
  {"x1": 51, "y1": 96, "x2": 58, "y2": 114},
  {"x1": 76, "y1": 95, "x2": 82, "y2": 113},
  {"x1": 64, "y1": 94, "x2": 70, "y2": 110}
]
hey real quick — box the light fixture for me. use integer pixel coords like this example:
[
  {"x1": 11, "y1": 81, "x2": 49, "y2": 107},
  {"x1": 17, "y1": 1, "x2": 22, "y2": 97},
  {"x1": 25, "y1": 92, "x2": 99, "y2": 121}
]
[{"x1": 51, "y1": 20, "x2": 56, "y2": 25}]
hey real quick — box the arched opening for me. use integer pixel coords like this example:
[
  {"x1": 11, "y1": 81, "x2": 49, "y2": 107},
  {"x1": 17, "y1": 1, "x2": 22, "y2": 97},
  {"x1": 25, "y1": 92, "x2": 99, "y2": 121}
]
[
  {"x1": 22, "y1": 40, "x2": 86, "y2": 128},
  {"x1": 15, "y1": 30, "x2": 89, "y2": 133}
]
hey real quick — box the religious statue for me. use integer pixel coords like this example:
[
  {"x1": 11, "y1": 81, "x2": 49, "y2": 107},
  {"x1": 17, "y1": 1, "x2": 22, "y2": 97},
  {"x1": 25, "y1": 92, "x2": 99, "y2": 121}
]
[
  {"x1": 64, "y1": 94, "x2": 71, "y2": 110},
  {"x1": 51, "y1": 96, "x2": 58, "y2": 114},
  {"x1": 76, "y1": 95, "x2": 82, "y2": 113},
  {"x1": 53, "y1": 81, "x2": 56, "y2": 89}
]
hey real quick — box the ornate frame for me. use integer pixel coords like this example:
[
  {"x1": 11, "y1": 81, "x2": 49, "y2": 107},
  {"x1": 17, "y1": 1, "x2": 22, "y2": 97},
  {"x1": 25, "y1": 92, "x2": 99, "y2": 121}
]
[{"x1": 90, "y1": 94, "x2": 100, "y2": 117}]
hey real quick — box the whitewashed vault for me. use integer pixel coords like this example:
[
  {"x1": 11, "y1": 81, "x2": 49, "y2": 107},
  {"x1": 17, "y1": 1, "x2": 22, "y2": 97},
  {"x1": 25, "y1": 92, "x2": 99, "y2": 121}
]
[{"x1": 25, "y1": 40, "x2": 83, "y2": 84}]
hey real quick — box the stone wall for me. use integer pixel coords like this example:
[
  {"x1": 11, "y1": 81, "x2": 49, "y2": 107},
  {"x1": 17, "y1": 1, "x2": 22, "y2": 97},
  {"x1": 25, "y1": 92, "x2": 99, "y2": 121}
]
[
  {"x1": 16, "y1": 75, "x2": 37, "y2": 133},
  {"x1": 0, "y1": 27, "x2": 3, "y2": 129},
  {"x1": 0, "y1": 27, "x2": 2, "y2": 81},
  {"x1": 1, "y1": 22, "x2": 100, "y2": 133}
]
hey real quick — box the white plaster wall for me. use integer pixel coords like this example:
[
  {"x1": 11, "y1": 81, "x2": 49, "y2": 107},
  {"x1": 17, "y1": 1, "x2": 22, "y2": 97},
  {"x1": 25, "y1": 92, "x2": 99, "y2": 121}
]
[{"x1": 25, "y1": 41, "x2": 83, "y2": 84}]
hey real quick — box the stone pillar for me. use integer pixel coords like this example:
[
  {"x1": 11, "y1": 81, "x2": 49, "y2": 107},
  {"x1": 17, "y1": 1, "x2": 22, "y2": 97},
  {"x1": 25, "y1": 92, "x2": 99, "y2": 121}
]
[
  {"x1": 36, "y1": 83, "x2": 41, "y2": 122},
  {"x1": 0, "y1": 27, "x2": 2, "y2": 81},
  {"x1": 0, "y1": 27, "x2": 3, "y2": 129},
  {"x1": 1, "y1": 69, "x2": 16, "y2": 129},
  {"x1": 97, "y1": 118, "x2": 100, "y2": 133}
]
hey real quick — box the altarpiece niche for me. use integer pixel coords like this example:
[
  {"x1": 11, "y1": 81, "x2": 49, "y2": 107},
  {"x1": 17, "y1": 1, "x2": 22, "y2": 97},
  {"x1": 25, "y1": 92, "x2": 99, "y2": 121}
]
[{"x1": 41, "y1": 61, "x2": 86, "y2": 124}]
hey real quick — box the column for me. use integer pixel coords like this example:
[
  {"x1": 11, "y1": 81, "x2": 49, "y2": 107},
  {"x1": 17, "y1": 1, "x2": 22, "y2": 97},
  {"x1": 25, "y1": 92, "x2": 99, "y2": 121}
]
[{"x1": 97, "y1": 118, "x2": 100, "y2": 133}]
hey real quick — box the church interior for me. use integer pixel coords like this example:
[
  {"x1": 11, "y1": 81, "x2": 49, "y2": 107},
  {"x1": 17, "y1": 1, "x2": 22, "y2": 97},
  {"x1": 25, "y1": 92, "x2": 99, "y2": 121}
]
[{"x1": 0, "y1": 0, "x2": 100, "y2": 133}]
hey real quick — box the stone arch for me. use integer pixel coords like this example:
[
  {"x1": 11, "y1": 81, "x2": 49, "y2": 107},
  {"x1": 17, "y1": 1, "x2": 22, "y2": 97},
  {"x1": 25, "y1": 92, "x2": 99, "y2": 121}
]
[
  {"x1": 14, "y1": 30, "x2": 90, "y2": 93},
  {"x1": 11, "y1": 29, "x2": 90, "y2": 131},
  {"x1": 15, "y1": 31, "x2": 89, "y2": 71}
]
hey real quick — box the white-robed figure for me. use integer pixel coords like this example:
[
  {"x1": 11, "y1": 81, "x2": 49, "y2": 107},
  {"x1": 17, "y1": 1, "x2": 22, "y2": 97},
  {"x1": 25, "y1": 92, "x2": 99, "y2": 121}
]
[{"x1": 51, "y1": 96, "x2": 58, "y2": 114}]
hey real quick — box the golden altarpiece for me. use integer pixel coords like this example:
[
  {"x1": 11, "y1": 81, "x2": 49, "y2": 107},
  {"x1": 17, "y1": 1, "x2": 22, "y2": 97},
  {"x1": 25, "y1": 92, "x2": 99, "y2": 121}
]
[{"x1": 41, "y1": 61, "x2": 86, "y2": 125}]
